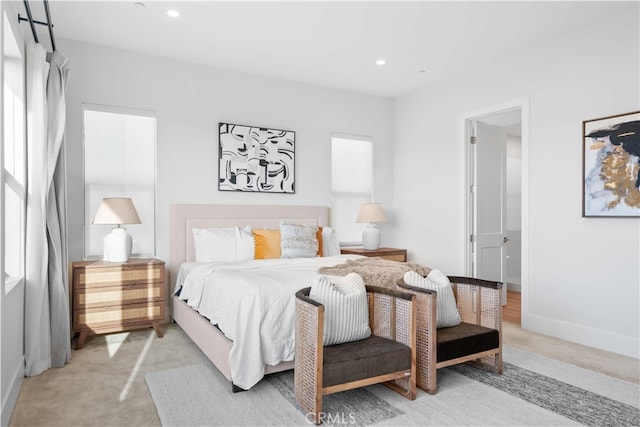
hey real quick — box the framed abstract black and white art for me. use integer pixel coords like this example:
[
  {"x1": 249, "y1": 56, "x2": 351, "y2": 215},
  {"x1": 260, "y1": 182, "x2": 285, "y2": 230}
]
[
  {"x1": 582, "y1": 111, "x2": 640, "y2": 217},
  {"x1": 218, "y1": 122, "x2": 295, "y2": 193}
]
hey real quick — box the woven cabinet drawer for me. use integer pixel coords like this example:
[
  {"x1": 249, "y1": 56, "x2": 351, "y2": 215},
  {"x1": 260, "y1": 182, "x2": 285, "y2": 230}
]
[
  {"x1": 381, "y1": 254, "x2": 407, "y2": 262},
  {"x1": 75, "y1": 282, "x2": 164, "y2": 309},
  {"x1": 74, "y1": 261, "x2": 164, "y2": 289},
  {"x1": 74, "y1": 301, "x2": 164, "y2": 331}
]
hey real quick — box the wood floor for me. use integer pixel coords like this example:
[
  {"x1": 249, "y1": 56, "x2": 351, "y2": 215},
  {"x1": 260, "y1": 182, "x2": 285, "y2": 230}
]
[{"x1": 503, "y1": 290, "x2": 521, "y2": 325}]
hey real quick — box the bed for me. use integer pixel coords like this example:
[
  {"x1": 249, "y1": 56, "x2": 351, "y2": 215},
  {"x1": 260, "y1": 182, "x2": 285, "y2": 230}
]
[{"x1": 169, "y1": 204, "x2": 358, "y2": 391}]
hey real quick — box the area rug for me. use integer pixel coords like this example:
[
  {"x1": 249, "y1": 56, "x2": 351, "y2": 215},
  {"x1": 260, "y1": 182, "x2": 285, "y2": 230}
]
[{"x1": 145, "y1": 346, "x2": 639, "y2": 426}]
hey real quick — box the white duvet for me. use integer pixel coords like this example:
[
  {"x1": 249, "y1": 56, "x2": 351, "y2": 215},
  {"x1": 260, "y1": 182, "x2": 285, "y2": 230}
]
[{"x1": 174, "y1": 255, "x2": 362, "y2": 390}]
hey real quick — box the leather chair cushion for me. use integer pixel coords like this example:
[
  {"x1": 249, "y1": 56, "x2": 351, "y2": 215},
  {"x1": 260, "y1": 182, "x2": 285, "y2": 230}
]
[
  {"x1": 322, "y1": 335, "x2": 411, "y2": 388},
  {"x1": 436, "y1": 322, "x2": 499, "y2": 363}
]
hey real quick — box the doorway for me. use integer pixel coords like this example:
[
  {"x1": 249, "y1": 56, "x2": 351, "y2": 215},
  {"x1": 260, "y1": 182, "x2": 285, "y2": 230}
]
[{"x1": 463, "y1": 98, "x2": 528, "y2": 324}]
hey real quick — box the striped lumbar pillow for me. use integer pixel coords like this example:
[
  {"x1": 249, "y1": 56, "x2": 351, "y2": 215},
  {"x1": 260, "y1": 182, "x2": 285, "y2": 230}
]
[
  {"x1": 404, "y1": 270, "x2": 461, "y2": 328},
  {"x1": 309, "y1": 273, "x2": 371, "y2": 346}
]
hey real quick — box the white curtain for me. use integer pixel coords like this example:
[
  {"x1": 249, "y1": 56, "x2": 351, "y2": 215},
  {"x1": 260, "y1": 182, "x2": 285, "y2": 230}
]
[
  {"x1": 24, "y1": 42, "x2": 71, "y2": 376},
  {"x1": 25, "y1": 42, "x2": 51, "y2": 376},
  {"x1": 46, "y1": 50, "x2": 71, "y2": 368}
]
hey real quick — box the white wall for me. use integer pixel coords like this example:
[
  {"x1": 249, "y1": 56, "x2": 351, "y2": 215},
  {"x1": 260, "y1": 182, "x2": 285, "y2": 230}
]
[
  {"x1": 60, "y1": 39, "x2": 394, "y2": 268},
  {"x1": 393, "y1": 7, "x2": 639, "y2": 357},
  {"x1": 1, "y1": 2, "x2": 25, "y2": 424}
]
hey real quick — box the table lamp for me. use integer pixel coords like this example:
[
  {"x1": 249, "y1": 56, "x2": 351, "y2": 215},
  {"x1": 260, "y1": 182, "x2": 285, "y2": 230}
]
[
  {"x1": 356, "y1": 202, "x2": 388, "y2": 250},
  {"x1": 92, "y1": 197, "x2": 141, "y2": 262}
]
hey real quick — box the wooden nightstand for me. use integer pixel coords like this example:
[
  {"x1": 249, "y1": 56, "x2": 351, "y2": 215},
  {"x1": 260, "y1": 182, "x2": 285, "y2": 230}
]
[
  {"x1": 340, "y1": 247, "x2": 407, "y2": 262},
  {"x1": 71, "y1": 258, "x2": 165, "y2": 349}
]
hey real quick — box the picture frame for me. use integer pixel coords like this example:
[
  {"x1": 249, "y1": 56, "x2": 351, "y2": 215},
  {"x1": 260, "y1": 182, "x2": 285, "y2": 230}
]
[
  {"x1": 218, "y1": 122, "x2": 295, "y2": 193},
  {"x1": 582, "y1": 111, "x2": 640, "y2": 217}
]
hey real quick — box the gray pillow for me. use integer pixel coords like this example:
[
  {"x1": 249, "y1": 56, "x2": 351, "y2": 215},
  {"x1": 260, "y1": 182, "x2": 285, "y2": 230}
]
[
  {"x1": 403, "y1": 270, "x2": 461, "y2": 328},
  {"x1": 280, "y1": 221, "x2": 318, "y2": 258}
]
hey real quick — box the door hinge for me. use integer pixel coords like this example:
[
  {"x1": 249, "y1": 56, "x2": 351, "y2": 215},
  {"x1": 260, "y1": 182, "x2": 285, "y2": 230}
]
[
  {"x1": 470, "y1": 136, "x2": 477, "y2": 144},
  {"x1": 470, "y1": 234, "x2": 476, "y2": 243}
]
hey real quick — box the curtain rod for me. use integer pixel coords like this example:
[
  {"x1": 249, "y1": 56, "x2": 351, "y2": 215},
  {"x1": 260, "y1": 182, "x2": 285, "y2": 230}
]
[
  {"x1": 18, "y1": 0, "x2": 56, "y2": 52},
  {"x1": 42, "y1": 0, "x2": 56, "y2": 52},
  {"x1": 19, "y1": 0, "x2": 38, "y2": 44}
]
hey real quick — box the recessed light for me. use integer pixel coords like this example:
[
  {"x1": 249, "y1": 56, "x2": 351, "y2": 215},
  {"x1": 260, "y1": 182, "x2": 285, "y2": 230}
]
[
  {"x1": 376, "y1": 59, "x2": 387, "y2": 66},
  {"x1": 167, "y1": 10, "x2": 180, "y2": 18}
]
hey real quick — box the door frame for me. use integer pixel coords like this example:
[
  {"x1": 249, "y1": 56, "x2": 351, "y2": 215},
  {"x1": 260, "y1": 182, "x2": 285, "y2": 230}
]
[{"x1": 460, "y1": 97, "x2": 530, "y2": 326}]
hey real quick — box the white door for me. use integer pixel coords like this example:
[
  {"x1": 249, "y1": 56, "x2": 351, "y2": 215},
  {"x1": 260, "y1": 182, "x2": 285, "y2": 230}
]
[{"x1": 472, "y1": 121, "x2": 507, "y2": 303}]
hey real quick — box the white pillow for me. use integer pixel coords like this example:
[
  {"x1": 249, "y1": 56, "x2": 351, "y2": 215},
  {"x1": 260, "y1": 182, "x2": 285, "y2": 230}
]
[
  {"x1": 321, "y1": 227, "x2": 341, "y2": 256},
  {"x1": 309, "y1": 273, "x2": 371, "y2": 346},
  {"x1": 280, "y1": 221, "x2": 318, "y2": 258},
  {"x1": 192, "y1": 226, "x2": 255, "y2": 263},
  {"x1": 236, "y1": 226, "x2": 255, "y2": 261},
  {"x1": 403, "y1": 270, "x2": 461, "y2": 328}
]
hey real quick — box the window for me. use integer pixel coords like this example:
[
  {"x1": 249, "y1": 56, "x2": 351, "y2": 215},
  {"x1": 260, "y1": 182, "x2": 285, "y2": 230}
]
[
  {"x1": 331, "y1": 135, "x2": 373, "y2": 245},
  {"x1": 83, "y1": 105, "x2": 156, "y2": 259},
  {"x1": 2, "y1": 11, "x2": 26, "y2": 294}
]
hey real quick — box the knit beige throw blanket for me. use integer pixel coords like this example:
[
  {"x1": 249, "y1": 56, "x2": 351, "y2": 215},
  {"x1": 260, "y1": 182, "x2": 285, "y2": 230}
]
[{"x1": 318, "y1": 257, "x2": 432, "y2": 290}]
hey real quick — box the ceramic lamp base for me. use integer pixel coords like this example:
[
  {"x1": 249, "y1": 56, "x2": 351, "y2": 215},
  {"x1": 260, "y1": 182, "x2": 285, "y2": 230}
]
[
  {"x1": 362, "y1": 224, "x2": 381, "y2": 250},
  {"x1": 104, "y1": 227, "x2": 132, "y2": 262}
]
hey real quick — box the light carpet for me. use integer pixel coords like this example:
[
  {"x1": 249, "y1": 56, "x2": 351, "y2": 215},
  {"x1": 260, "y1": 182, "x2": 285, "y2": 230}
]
[{"x1": 145, "y1": 346, "x2": 640, "y2": 426}]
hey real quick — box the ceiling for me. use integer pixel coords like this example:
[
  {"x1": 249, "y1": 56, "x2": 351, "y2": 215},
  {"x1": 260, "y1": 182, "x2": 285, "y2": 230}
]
[{"x1": 19, "y1": 1, "x2": 638, "y2": 98}]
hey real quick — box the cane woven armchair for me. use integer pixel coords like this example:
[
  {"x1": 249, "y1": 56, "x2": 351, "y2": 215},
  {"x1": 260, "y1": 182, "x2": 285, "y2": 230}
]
[
  {"x1": 397, "y1": 276, "x2": 503, "y2": 394},
  {"x1": 294, "y1": 285, "x2": 417, "y2": 425}
]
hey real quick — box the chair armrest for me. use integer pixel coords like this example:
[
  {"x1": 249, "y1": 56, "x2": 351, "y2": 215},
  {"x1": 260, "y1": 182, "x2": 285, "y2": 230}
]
[
  {"x1": 294, "y1": 287, "x2": 323, "y2": 417},
  {"x1": 295, "y1": 287, "x2": 324, "y2": 307},
  {"x1": 295, "y1": 288, "x2": 323, "y2": 352},
  {"x1": 397, "y1": 276, "x2": 501, "y2": 330},
  {"x1": 366, "y1": 284, "x2": 420, "y2": 301},
  {"x1": 366, "y1": 286, "x2": 416, "y2": 352},
  {"x1": 449, "y1": 278, "x2": 502, "y2": 330},
  {"x1": 395, "y1": 278, "x2": 436, "y2": 392},
  {"x1": 448, "y1": 276, "x2": 503, "y2": 291},
  {"x1": 395, "y1": 279, "x2": 437, "y2": 296}
]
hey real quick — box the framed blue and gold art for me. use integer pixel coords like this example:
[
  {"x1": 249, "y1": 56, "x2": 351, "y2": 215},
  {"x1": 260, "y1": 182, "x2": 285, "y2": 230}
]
[
  {"x1": 218, "y1": 122, "x2": 295, "y2": 193},
  {"x1": 583, "y1": 111, "x2": 640, "y2": 217}
]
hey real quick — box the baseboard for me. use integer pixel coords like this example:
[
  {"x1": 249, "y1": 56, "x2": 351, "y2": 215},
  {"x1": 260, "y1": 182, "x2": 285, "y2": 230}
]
[
  {"x1": 507, "y1": 283, "x2": 521, "y2": 292},
  {"x1": 522, "y1": 313, "x2": 639, "y2": 359},
  {"x1": 1, "y1": 356, "x2": 24, "y2": 426}
]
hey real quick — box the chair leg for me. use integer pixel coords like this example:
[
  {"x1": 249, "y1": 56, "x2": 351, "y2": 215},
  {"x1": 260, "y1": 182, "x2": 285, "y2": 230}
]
[
  {"x1": 418, "y1": 361, "x2": 437, "y2": 394},
  {"x1": 479, "y1": 353, "x2": 503, "y2": 374},
  {"x1": 311, "y1": 400, "x2": 322, "y2": 425},
  {"x1": 422, "y1": 357, "x2": 437, "y2": 394},
  {"x1": 468, "y1": 352, "x2": 503, "y2": 376},
  {"x1": 294, "y1": 373, "x2": 322, "y2": 424},
  {"x1": 384, "y1": 376, "x2": 417, "y2": 400},
  {"x1": 303, "y1": 387, "x2": 322, "y2": 425}
]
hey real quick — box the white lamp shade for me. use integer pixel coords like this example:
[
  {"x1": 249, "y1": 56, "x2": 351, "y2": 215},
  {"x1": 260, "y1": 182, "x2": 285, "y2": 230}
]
[
  {"x1": 93, "y1": 198, "x2": 141, "y2": 225},
  {"x1": 356, "y1": 202, "x2": 388, "y2": 224}
]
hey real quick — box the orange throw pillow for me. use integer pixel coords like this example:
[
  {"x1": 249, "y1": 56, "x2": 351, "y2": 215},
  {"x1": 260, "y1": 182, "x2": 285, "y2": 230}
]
[
  {"x1": 316, "y1": 227, "x2": 323, "y2": 257},
  {"x1": 253, "y1": 229, "x2": 281, "y2": 259}
]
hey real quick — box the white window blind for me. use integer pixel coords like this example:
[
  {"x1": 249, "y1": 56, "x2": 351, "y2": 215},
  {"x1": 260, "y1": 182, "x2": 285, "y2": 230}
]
[
  {"x1": 83, "y1": 105, "x2": 156, "y2": 259},
  {"x1": 331, "y1": 136, "x2": 373, "y2": 245}
]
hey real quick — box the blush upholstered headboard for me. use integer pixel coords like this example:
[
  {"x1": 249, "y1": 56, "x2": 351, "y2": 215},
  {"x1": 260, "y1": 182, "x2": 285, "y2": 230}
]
[{"x1": 168, "y1": 204, "x2": 329, "y2": 289}]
